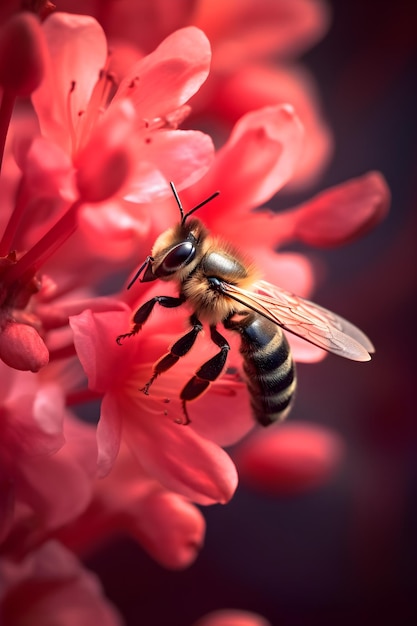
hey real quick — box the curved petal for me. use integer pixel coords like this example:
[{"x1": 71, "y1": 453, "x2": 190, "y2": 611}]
[
  {"x1": 32, "y1": 12, "x2": 107, "y2": 153},
  {"x1": 96, "y1": 393, "x2": 123, "y2": 477},
  {"x1": 234, "y1": 422, "x2": 345, "y2": 495},
  {"x1": 124, "y1": 129, "x2": 214, "y2": 203},
  {"x1": 114, "y1": 26, "x2": 211, "y2": 120},
  {"x1": 122, "y1": 396, "x2": 238, "y2": 505},
  {"x1": 128, "y1": 488, "x2": 206, "y2": 569},
  {"x1": 186, "y1": 104, "x2": 304, "y2": 220},
  {"x1": 213, "y1": 62, "x2": 333, "y2": 189},
  {"x1": 292, "y1": 171, "x2": 391, "y2": 247},
  {"x1": 193, "y1": 0, "x2": 330, "y2": 67},
  {"x1": 70, "y1": 307, "x2": 132, "y2": 393}
]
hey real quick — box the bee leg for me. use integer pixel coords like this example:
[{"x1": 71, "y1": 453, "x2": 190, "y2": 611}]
[
  {"x1": 140, "y1": 314, "x2": 203, "y2": 395},
  {"x1": 180, "y1": 326, "x2": 230, "y2": 424},
  {"x1": 116, "y1": 295, "x2": 185, "y2": 344}
]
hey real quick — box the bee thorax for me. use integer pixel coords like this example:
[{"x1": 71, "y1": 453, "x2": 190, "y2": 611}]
[{"x1": 182, "y1": 269, "x2": 236, "y2": 324}]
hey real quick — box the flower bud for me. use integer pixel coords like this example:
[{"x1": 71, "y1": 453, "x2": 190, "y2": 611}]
[
  {"x1": 0, "y1": 12, "x2": 46, "y2": 96},
  {"x1": 0, "y1": 321, "x2": 49, "y2": 371}
]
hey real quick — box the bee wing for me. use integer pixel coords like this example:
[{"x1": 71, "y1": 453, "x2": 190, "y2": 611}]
[{"x1": 221, "y1": 279, "x2": 374, "y2": 362}]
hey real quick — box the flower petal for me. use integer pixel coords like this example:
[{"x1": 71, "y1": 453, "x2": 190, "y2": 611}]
[
  {"x1": 187, "y1": 104, "x2": 304, "y2": 219},
  {"x1": 32, "y1": 12, "x2": 107, "y2": 153},
  {"x1": 115, "y1": 26, "x2": 211, "y2": 120},
  {"x1": 234, "y1": 422, "x2": 345, "y2": 495},
  {"x1": 122, "y1": 399, "x2": 238, "y2": 505},
  {"x1": 127, "y1": 488, "x2": 206, "y2": 569},
  {"x1": 124, "y1": 130, "x2": 214, "y2": 203},
  {"x1": 70, "y1": 307, "x2": 132, "y2": 393},
  {"x1": 292, "y1": 171, "x2": 391, "y2": 247}
]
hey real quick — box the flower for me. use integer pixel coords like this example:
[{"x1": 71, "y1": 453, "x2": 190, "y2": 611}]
[
  {"x1": 0, "y1": 12, "x2": 215, "y2": 372},
  {"x1": 57, "y1": 442, "x2": 206, "y2": 570},
  {"x1": 69, "y1": 98, "x2": 389, "y2": 508},
  {"x1": 70, "y1": 302, "x2": 244, "y2": 504},
  {"x1": 30, "y1": 12, "x2": 214, "y2": 203},
  {"x1": 66, "y1": 0, "x2": 333, "y2": 189},
  {"x1": 0, "y1": 541, "x2": 122, "y2": 626},
  {"x1": 0, "y1": 361, "x2": 96, "y2": 551}
]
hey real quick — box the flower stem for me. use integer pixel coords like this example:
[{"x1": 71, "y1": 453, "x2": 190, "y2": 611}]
[
  {"x1": 0, "y1": 179, "x2": 30, "y2": 257},
  {"x1": 0, "y1": 90, "x2": 16, "y2": 174},
  {"x1": 3, "y1": 198, "x2": 83, "y2": 287}
]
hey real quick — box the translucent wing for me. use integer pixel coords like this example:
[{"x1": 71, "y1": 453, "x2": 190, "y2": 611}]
[{"x1": 221, "y1": 279, "x2": 374, "y2": 362}]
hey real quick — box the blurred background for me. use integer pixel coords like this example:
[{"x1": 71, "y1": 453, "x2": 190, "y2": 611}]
[{"x1": 84, "y1": 1, "x2": 417, "y2": 624}]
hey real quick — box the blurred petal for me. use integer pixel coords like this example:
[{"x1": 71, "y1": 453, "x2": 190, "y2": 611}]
[
  {"x1": 194, "y1": 0, "x2": 330, "y2": 68},
  {"x1": 0, "y1": 12, "x2": 47, "y2": 96},
  {"x1": 292, "y1": 171, "x2": 391, "y2": 247},
  {"x1": 128, "y1": 488, "x2": 206, "y2": 569},
  {"x1": 191, "y1": 105, "x2": 304, "y2": 218},
  {"x1": 0, "y1": 541, "x2": 123, "y2": 626},
  {"x1": 193, "y1": 608, "x2": 272, "y2": 626},
  {"x1": 235, "y1": 422, "x2": 345, "y2": 495},
  {"x1": 213, "y1": 63, "x2": 333, "y2": 189}
]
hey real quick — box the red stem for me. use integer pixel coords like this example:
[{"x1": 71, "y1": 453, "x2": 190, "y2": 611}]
[
  {"x1": 3, "y1": 198, "x2": 83, "y2": 286},
  {"x1": 0, "y1": 90, "x2": 16, "y2": 174}
]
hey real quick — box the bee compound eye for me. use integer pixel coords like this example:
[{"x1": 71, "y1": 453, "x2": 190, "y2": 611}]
[{"x1": 161, "y1": 241, "x2": 195, "y2": 272}]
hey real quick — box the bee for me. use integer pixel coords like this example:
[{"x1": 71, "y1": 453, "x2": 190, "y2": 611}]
[{"x1": 117, "y1": 182, "x2": 374, "y2": 426}]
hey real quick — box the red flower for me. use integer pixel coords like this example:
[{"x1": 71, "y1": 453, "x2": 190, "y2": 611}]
[
  {"x1": 70, "y1": 303, "x2": 243, "y2": 505},
  {"x1": 0, "y1": 541, "x2": 122, "y2": 625},
  {"x1": 0, "y1": 362, "x2": 96, "y2": 549}
]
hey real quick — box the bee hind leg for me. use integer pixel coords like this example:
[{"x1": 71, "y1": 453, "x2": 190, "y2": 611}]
[
  {"x1": 140, "y1": 313, "x2": 203, "y2": 395},
  {"x1": 179, "y1": 326, "x2": 230, "y2": 424}
]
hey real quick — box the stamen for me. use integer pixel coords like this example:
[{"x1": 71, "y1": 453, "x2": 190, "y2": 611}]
[
  {"x1": 76, "y1": 69, "x2": 116, "y2": 154},
  {"x1": 66, "y1": 68, "x2": 116, "y2": 157},
  {"x1": 66, "y1": 80, "x2": 78, "y2": 157}
]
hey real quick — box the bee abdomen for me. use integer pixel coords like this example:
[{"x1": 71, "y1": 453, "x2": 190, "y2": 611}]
[{"x1": 225, "y1": 314, "x2": 296, "y2": 426}]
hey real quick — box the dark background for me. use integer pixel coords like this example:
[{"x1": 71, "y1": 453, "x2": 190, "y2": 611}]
[{"x1": 86, "y1": 2, "x2": 417, "y2": 624}]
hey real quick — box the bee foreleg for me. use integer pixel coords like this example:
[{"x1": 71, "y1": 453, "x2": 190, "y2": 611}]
[
  {"x1": 140, "y1": 314, "x2": 203, "y2": 395},
  {"x1": 116, "y1": 295, "x2": 185, "y2": 345},
  {"x1": 179, "y1": 326, "x2": 230, "y2": 424}
]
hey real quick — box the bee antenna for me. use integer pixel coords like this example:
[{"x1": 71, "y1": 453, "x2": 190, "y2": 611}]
[
  {"x1": 169, "y1": 181, "x2": 220, "y2": 226},
  {"x1": 126, "y1": 257, "x2": 150, "y2": 290}
]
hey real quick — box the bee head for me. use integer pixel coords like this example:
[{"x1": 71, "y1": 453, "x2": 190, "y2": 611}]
[{"x1": 126, "y1": 183, "x2": 219, "y2": 288}]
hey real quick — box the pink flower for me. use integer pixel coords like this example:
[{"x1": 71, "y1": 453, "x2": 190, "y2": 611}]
[
  {"x1": 30, "y1": 12, "x2": 214, "y2": 203},
  {"x1": 70, "y1": 302, "x2": 244, "y2": 505},
  {"x1": 0, "y1": 541, "x2": 122, "y2": 626},
  {"x1": 69, "y1": 98, "x2": 388, "y2": 510},
  {"x1": 58, "y1": 442, "x2": 206, "y2": 570},
  {"x1": 0, "y1": 13, "x2": 215, "y2": 372},
  {"x1": 0, "y1": 361, "x2": 97, "y2": 550},
  {"x1": 73, "y1": 0, "x2": 333, "y2": 189}
]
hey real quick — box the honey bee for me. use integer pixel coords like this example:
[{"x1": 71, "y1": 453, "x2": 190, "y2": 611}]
[{"x1": 117, "y1": 183, "x2": 374, "y2": 426}]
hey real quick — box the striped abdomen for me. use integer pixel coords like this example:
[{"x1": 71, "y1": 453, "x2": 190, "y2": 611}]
[{"x1": 225, "y1": 313, "x2": 296, "y2": 426}]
